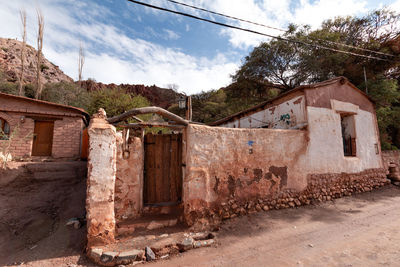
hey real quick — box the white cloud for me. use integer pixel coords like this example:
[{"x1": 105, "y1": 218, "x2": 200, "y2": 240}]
[
  {"x1": 193, "y1": 0, "x2": 368, "y2": 49},
  {"x1": 292, "y1": 0, "x2": 367, "y2": 28},
  {"x1": 0, "y1": 0, "x2": 238, "y2": 94},
  {"x1": 390, "y1": 0, "x2": 400, "y2": 10},
  {"x1": 0, "y1": 0, "x2": 393, "y2": 95},
  {"x1": 163, "y1": 29, "x2": 180, "y2": 40}
]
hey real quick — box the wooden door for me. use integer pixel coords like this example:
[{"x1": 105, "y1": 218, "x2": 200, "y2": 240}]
[
  {"x1": 32, "y1": 121, "x2": 54, "y2": 156},
  {"x1": 144, "y1": 133, "x2": 182, "y2": 205}
]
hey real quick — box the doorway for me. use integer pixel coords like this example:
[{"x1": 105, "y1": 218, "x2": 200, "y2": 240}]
[
  {"x1": 32, "y1": 121, "x2": 54, "y2": 156},
  {"x1": 143, "y1": 133, "x2": 183, "y2": 206}
]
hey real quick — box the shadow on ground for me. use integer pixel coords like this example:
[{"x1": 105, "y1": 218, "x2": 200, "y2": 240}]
[{"x1": 0, "y1": 168, "x2": 90, "y2": 266}]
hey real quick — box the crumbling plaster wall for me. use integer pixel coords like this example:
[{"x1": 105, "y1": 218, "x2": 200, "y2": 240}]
[
  {"x1": 220, "y1": 95, "x2": 306, "y2": 129},
  {"x1": 86, "y1": 92, "x2": 385, "y2": 236},
  {"x1": 86, "y1": 111, "x2": 117, "y2": 247},
  {"x1": 115, "y1": 134, "x2": 144, "y2": 223},
  {"x1": 183, "y1": 98, "x2": 385, "y2": 225},
  {"x1": 305, "y1": 102, "x2": 383, "y2": 173},
  {"x1": 183, "y1": 124, "x2": 308, "y2": 223}
]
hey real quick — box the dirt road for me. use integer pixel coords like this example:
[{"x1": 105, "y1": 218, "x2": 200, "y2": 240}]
[
  {"x1": 149, "y1": 185, "x2": 400, "y2": 267},
  {"x1": 2, "y1": 184, "x2": 400, "y2": 266}
]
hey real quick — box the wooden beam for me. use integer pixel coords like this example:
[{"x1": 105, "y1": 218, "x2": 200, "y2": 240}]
[
  {"x1": 107, "y1": 106, "x2": 188, "y2": 126},
  {"x1": 119, "y1": 122, "x2": 185, "y2": 129},
  {"x1": 132, "y1": 116, "x2": 143, "y2": 122}
]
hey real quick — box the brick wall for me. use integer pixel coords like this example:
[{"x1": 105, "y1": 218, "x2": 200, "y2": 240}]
[
  {"x1": 0, "y1": 111, "x2": 34, "y2": 158},
  {"x1": 52, "y1": 117, "x2": 83, "y2": 158},
  {"x1": 0, "y1": 111, "x2": 83, "y2": 159}
]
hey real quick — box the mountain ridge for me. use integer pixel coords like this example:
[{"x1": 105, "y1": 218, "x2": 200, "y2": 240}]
[{"x1": 0, "y1": 37, "x2": 181, "y2": 109}]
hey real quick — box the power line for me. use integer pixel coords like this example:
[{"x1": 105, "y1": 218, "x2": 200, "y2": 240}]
[
  {"x1": 165, "y1": 0, "x2": 286, "y2": 33},
  {"x1": 127, "y1": 0, "x2": 395, "y2": 62},
  {"x1": 164, "y1": 0, "x2": 398, "y2": 59}
]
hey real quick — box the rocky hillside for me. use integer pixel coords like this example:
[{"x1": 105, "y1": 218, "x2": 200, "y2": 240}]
[
  {"x1": 0, "y1": 38, "x2": 73, "y2": 84},
  {"x1": 80, "y1": 80, "x2": 181, "y2": 109},
  {"x1": 0, "y1": 37, "x2": 181, "y2": 108}
]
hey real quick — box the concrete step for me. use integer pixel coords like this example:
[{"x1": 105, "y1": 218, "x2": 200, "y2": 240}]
[
  {"x1": 117, "y1": 214, "x2": 180, "y2": 236},
  {"x1": 25, "y1": 161, "x2": 87, "y2": 181},
  {"x1": 33, "y1": 170, "x2": 79, "y2": 181},
  {"x1": 25, "y1": 161, "x2": 86, "y2": 172},
  {"x1": 142, "y1": 203, "x2": 183, "y2": 216}
]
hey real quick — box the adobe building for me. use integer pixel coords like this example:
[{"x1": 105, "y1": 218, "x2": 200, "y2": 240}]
[
  {"x1": 85, "y1": 77, "x2": 390, "y2": 265},
  {"x1": 0, "y1": 92, "x2": 89, "y2": 159}
]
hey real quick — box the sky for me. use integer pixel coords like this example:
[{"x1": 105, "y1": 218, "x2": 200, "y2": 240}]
[{"x1": 0, "y1": 0, "x2": 399, "y2": 94}]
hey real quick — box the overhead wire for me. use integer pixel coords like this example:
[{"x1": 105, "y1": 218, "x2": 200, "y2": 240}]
[
  {"x1": 164, "y1": 0, "x2": 398, "y2": 59},
  {"x1": 126, "y1": 0, "x2": 397, "y2": 62},
  {"x1": 165, "y1": 0, "x2": 286, "y2": 33}
]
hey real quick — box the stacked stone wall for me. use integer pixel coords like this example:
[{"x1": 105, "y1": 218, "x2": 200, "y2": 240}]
[{"x1": 184, "y1": 168, "x2": 389, "y2": 228}]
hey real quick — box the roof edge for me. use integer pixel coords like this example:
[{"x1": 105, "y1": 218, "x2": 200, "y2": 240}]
[
  {"x1": 0, "y1": 92, "x2": 90, "y2": 123},
  {"x1": 209, "y1": 77, "x2": 373, "y2": 126}
]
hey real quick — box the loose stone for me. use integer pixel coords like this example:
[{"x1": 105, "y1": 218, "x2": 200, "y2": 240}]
[{"x1": 145, "y1": 247, "x2": 156, "y2": 261}]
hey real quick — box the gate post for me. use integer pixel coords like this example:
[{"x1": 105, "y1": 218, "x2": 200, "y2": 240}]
[{"x1": 86, "y1": 108, "x2": 117, "y2": 247}]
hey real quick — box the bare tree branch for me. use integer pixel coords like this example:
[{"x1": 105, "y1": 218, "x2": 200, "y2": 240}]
[
  {"x1": 18, "y1": 8, "x2": 26, "y2": 96},
  {"x1": 78, "y1": 42, "x2": 85, "y2": 85},
  {"x1": 35, "y1": 8, "x2": 44, "y2": 99}
]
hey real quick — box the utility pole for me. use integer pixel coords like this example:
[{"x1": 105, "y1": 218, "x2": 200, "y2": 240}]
[
  {"x1": 185, "y1": 96, "x2": 192, "y2": 121},
  {"x1": 363, "y1": 66, "x2": 368, "y2": 94},
  {"x1": 178, "y1": 95, "x2": 192, "y2": 121}
]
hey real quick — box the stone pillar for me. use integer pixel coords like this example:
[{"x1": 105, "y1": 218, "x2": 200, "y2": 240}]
[{"x1": 86, "y1": 109, "x2": 117, "y2": 247}]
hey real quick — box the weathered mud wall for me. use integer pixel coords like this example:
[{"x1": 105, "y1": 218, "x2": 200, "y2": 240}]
[
  {"x1": 115, "y1": 134, "x2": 144, "y2": 223},
  {"x1": 183, "y1": 124, "x2": 309, "y2": 225},
  {"x1": 184, "y1": 114, "x2": 387, "y2": 226},
  {"x1": 86, "y1": 110, "x2": 117, "y2": 247},
  {"x1": 220, "y1": 95, "x2": 306, "y2": 129},
  {"x1": 211, "y1": 168, "x2": 388, "y2": 225},
  {"x1": 305, "y1": 103, "x2": 383, "y2": 173}
]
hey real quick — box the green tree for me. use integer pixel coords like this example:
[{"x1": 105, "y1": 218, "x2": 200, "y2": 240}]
[
  {"x1": 41, "y1": 82, "x2": 91, "y2": 110},
  {"x1": 231, "y1": 7, "x2": 400, "y2": 149},
  {"x1": 232, "y1": 29, "x2": 310, "y2": 90},
  {"x1": 0, "y1": 81, "x2": 18, "y2": 95},
  {"x1": 365, "y1": 78, "x2": 400, "y2": 149},
  {"x1": 87, "y1": 88, "x2": 150, "y2": 118}
]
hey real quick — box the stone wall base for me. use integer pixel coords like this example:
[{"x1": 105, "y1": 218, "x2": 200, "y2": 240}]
[{"x1": 184, "y1": 168, "x2": 390, "y2": 230}]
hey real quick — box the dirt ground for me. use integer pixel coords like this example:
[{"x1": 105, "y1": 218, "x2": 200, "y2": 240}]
[
  {"x1": 0, "y1": 171, "x2": 93, "y2": 267},
  {"x1": 1, "y1": 180, "x2": 400, "y2": 267}
]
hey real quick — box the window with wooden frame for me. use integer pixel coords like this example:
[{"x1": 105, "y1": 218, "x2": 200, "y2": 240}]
[
  {"x1": 340, "y1": 114, "x2": 356, "y2": 157},
  {"x1": 0, "y1": 118, "x2": 10, "y2": 140}
]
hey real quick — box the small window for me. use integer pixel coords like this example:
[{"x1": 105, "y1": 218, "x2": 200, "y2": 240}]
[
  {"x1": 0, "y1": 118, "x2": 10, "y2": 140},
  {"x1": 340, "y1": 114, "x2": 356, "y2": 157}
]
